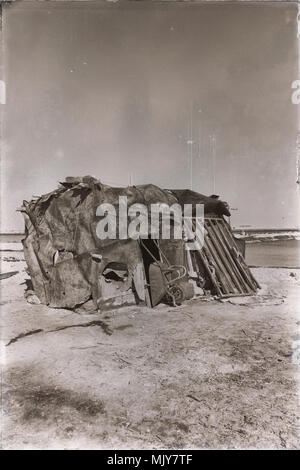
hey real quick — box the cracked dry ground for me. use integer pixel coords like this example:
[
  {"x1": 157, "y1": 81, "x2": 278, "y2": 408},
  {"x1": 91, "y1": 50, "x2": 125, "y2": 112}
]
[{"x1": 1, "y1": 258, "x2": 300, "y2": 449}]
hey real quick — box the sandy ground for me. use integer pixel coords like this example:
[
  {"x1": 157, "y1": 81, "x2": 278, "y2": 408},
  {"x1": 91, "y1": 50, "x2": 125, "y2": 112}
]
[{"x1": 1, "y1": 250, "x2": 300, "y2": 450}]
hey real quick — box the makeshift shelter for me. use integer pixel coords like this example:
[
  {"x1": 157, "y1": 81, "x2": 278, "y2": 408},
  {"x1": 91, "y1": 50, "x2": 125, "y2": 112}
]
[{"x1": 20, "y1": 176, "x2": 259, "y2": 310}]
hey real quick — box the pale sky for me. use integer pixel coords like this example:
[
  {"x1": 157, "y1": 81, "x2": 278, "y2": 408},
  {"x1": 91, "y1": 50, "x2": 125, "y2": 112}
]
[{"x1": 1, "y1": 0, "x2": 300, "y2": 231}]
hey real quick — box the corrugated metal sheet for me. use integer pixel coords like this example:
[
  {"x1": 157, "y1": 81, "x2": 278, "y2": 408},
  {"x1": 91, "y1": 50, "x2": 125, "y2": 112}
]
[{"x1": 190, "y1": 217, "x2": 260, "y2": 298}]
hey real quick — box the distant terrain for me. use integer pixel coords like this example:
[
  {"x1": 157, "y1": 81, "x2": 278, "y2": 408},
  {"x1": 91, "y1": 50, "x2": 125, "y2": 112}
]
[{"x1": 233, "y1": 229, "x2": 300, "y2": 242}]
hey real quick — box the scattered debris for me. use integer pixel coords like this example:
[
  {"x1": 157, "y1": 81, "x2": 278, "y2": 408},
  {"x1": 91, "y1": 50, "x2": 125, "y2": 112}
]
[
  {"x1": 241, "y1": 329, "x2": 253, "y2": 341},
  {"x1": 114, "y1": 324, "x2": 133, "y2": 331},
  {"x1": 49, "y1": 319, "x2": 112, "y2": 336},
  {"x1": 279, "y1": 430, "x2": 287, "y2": 448},
  {"x1": 114, "y1": 352, "x2": 132, "y2": 365},
  {"x1": 6, "y1": 329, "x2": 44, "y2": 346},
  {"x1": 25, "y1": 290, "x2": 41, "y2": 305},
  {"x1": 187, "y1": 394, "x2": 202, "y2": 403},
  {"x1": 6, "y1": 319, "x2": 112, "y2": 347}
]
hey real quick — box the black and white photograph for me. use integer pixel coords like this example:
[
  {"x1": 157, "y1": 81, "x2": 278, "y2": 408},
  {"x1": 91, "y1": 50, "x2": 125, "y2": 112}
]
[{"x1": 0, "y1": 0, "x2": 300, "y2": 452}]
